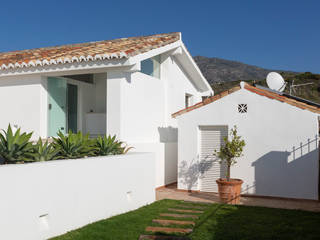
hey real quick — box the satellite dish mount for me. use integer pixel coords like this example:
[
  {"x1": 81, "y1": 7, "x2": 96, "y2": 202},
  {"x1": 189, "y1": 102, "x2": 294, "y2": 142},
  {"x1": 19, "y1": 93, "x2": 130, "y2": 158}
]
[{"x1": 266, "y1": 72, "x2": 286, "y2": 92}]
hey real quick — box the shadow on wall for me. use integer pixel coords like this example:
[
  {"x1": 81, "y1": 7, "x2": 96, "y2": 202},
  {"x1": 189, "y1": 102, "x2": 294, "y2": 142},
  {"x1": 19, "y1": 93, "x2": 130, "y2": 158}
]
[
  {"x1": 179, "y1": 156, "x2": 223, "y2": 190},
  {"x1": 158, "y1": 126, "x2": 178, "y2": 143},
  {"x1": 252, "y1": 136, "x2": 319, "y2": 199}
]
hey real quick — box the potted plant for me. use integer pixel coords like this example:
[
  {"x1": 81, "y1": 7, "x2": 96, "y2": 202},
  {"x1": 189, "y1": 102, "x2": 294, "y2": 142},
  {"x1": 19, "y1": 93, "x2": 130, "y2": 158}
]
[{"x1": 214, "y1": 126, "x2": 245, "y2": 204}]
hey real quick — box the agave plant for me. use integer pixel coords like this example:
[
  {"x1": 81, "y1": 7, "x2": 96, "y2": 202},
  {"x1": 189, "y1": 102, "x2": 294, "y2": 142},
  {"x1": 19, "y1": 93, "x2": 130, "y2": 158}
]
[
  {"x1": 52, "y1": 130, "x2": 95, "y2": 159},
  {"x1": 0, "y1": 124, "x2": 34, "y2": 163},
  {"x1": 29, "y1": 139, "x2": 59, "y2": 162},
  {"x1": 94, "y1": 135, "x2": 132, "y2": 156}
]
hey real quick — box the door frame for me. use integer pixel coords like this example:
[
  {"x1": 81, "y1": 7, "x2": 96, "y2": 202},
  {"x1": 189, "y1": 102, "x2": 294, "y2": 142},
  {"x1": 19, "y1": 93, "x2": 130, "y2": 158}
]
[
  {"x1": 197, "y1": 125, "x2": 228, "y2": 192},
  {"x1": 47, "y1": 77, "x2": 67, "y2": 136},
  {"x1": 47, "y1": 77, "x2": 85, "y2": 137}
]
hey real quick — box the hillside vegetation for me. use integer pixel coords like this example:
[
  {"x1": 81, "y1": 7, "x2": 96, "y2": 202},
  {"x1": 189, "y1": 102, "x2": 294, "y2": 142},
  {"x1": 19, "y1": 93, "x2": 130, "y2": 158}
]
[
  {"x1": 211, "y1": 72, "x2": 320, "y2": 103},
  {"x1": 192, "y1": 56, "x2": 319, "y2": 104}
]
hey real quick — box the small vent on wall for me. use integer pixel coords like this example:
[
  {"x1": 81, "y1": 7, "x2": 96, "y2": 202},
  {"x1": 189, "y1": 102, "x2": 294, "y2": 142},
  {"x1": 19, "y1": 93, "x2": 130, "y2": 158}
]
[
  {"x1": 127, "y1": 191, "x2": 133, "y2": 203},
  {"x1": 39, "y1": 213, "x2": 49, "y2": 231},
  {"x1": 238, "y1": 104, "x2": 247, "y2": 113}
]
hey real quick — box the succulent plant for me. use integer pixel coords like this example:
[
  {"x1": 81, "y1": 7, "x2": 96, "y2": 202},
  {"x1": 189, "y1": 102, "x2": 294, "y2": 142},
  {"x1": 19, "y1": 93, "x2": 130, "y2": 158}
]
[
  {"x1": 94, "y1": 135, "x2": 132, "y2": 156},
  {"x1": 52, "y1": 130, "x2": 96, "y2": 159},
  {"x1": 0, "y1": 124, "x2": 34, "y2": 163}
]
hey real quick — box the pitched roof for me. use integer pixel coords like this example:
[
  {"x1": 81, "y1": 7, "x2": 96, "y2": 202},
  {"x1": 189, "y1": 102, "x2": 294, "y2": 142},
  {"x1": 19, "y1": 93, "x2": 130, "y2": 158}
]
[
  {"x1": 0, "y1": 32, "x2": 180, "y2": 71},
  {"x1": 244, "y1": 83, "x2": 320, "y2": 114},
  {"x1": 172, "y1": 82, "x2": 320, "y2": 118}
]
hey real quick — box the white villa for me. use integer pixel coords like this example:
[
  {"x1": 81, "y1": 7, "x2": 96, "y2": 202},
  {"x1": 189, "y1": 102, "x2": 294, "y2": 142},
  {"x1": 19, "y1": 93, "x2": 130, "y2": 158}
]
[
  {"x1": 0, "y1": 31, "x2": 319, "y2": 240},
  {"x1": 0, "y1": 32, "x2": 212, "y2": 187}
]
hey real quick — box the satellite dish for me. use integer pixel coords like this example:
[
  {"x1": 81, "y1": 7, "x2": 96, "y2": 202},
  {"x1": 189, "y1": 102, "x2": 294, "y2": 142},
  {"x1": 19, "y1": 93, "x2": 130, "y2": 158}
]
[{"x1": 266, "y1": 72, "x2": 286, "y2": 92}]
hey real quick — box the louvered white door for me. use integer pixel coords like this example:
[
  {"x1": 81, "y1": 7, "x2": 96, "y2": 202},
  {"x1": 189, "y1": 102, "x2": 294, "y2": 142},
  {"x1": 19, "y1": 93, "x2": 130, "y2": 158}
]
[{"x1": 199, "y1": 126, "x2": 228, "y2": 192}]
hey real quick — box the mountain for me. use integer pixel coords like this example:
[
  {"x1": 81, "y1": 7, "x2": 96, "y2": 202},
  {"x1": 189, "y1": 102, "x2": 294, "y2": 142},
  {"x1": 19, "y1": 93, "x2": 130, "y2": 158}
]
[
  {"x1": 193, "y1": 56, "x2": 320, "y2": 103},
  {"x1": 194, "y1": 56, "x2": 278, "y2": 84}
]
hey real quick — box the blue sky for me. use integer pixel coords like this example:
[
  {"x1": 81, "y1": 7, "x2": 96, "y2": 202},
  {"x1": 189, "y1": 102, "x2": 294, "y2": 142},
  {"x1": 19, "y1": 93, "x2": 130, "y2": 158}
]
[{"x1": 0, "y1": 0, "x2": 319, "y2": 73}]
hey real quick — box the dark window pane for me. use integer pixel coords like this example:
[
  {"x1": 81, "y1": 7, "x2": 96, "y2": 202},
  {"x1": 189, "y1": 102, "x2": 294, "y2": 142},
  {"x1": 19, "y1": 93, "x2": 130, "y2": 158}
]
[
  {"x1": 141, "y1": 58, "x2": 154, "y2": 76},
  {"x1": 67, "y1": 84, "x2": 78, "y2": 133}
]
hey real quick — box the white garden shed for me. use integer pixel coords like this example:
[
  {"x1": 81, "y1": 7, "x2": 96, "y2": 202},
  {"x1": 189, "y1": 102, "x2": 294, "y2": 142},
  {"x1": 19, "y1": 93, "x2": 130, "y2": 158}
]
[{"x1": 173, "y1": 82, "x2": 320, "y2": 200}]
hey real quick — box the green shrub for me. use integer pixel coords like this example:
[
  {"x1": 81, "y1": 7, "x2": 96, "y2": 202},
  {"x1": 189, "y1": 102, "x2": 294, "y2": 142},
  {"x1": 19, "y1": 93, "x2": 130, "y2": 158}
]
[
  {"x1": 52, "y1": 130, "x2": 95, "y2": 159},
  {"x1": 0, "y1": 125, "x2": 130, "y2": 164},
  {"x1": 0, "y1": 125, "x2": 34, "y2": 163},
  {"x1": 94, "y1": 135, "x2": 132, "y2": 156},
  {"x1": 30, "y1": 139, "x2": 59, "y2": 162},
  {"x1": 214, "y1": 125, "x2": 245, "y2": 181}
]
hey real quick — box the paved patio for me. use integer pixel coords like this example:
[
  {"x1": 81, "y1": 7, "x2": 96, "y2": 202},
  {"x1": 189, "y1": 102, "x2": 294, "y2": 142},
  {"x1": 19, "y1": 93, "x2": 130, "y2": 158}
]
[{"x1": 156, "y1": 183, "x2": 320, "y2": 212}]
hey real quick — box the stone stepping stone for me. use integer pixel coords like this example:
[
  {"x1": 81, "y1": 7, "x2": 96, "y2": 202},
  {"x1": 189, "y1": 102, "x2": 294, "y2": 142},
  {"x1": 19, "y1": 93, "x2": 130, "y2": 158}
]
[
  {"x1": 152, "y1": 219, "x2": 195, "y2": 226},
  {"x1": 176, "y1": 204, "x2": 207, "y2": 210},
  {"x1": 145, "y1": 226, "x2": 193, "y2": 234},
  {"x1": 160, "y1": 213, "x2": 199, "y2": 219},
  {"x1": 182, "y1": 200, "x2": 212, "y2": 205},
  {"x1": 167, "y1": 208, "x2": 203, "y2": 214},
  {"x1": 139, "y1": 235, "x2": 191, "y2": 240}
]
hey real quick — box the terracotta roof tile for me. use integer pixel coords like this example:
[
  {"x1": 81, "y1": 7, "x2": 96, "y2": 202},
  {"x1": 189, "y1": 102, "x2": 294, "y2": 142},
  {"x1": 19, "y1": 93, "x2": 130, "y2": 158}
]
[
  {"x1": 0, "y1": 32, "x2": 180, "y2": 71},
  {"x1": 244, "y1": 83, "x2": 320, "y2": 114},
  {"x1": 172, "y1": 83, "x2": 320, "y2": 118}
]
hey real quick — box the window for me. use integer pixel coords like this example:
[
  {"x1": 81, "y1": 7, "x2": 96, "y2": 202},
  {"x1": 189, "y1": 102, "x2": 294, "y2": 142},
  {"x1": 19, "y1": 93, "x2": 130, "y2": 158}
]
[
  {"x1": 202, "y1": 96, "x2": 209, "y2": 102},
  {"x1": 185, "y1": 94, "x2": 193, "y2": 108},
  {"x1": 141, "y1": 55, "x2": 161, "y2": 78},
  {"x1": 238, "y1": 104, "x2": 247, "y2": 113}
]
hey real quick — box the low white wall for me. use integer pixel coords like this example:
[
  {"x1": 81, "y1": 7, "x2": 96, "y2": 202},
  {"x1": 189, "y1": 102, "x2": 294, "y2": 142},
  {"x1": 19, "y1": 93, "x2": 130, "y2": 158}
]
[
  {"x1": 0, "y1": 152, "x2": 155, "y2": 240},
  {"x1": 132, "y1": 142, "x2": 177, "y2": 187}
]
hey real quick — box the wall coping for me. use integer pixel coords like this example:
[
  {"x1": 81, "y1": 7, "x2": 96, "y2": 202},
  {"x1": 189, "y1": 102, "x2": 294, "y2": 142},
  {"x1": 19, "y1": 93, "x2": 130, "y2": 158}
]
[{"x1": 0, "y1": 152, "x2": 154, "y2": 169}]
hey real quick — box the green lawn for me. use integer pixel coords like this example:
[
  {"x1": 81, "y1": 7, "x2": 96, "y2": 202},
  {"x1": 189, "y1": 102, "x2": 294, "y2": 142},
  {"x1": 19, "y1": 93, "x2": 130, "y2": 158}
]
[{"x1": 52, "y1": 199, "x2": 320, "y2": 240}]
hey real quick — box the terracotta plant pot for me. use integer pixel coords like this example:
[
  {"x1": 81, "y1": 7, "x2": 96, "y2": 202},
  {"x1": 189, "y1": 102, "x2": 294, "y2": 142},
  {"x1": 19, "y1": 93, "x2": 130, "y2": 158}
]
[{"x1": 216, "y1": 178, "x2": 243, "y2": 204}]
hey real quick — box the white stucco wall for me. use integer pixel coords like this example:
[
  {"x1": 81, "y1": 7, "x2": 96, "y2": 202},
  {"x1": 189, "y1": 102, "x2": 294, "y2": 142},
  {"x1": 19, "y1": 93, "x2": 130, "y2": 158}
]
[
  {"x1": 133, "y1": 142, "x2": 177, "y2": 186},
  {"x1": 177, "y1": 88, "x2": 319, "y2": 200},
  {"x1": 161, "y1": 54, "x2": 203, "y2": 128},
  {"x1": 121, "y1": 71, "x2": 166, "y2": 143},
  {"x1": 93, "y1": 73, "x2": 107, "y2": 113},
  {"x1": 0, "y1": 75, "x2": 46, "y2": 140},
  {"x1": 106, "y1": 70, "x2": 175, "y2": 187},
  {"x1": 0, "y1": 152, "x2": 155, "y2": 240},
  {"x1": 106, "y1": 55, "x2": 205, "y2": 187},
  {"x1": 107, "y1": 55, "x2": 204, "y2": 144}
]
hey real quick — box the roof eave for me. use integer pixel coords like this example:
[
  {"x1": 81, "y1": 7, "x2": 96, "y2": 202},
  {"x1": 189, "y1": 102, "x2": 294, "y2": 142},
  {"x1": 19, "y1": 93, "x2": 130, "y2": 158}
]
[
  {"x1": 0, "y1": 32, "x2": 180, "y2": 77},
  {"x1": 178, "y1": 42, "x2": 213, "y2": 93},
  {"x1": 0, "y1": 39, "x2": 181, "y2": 78},
  {"x1": 0, "y1": 58, "x2": 137, "y2": 77}
]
